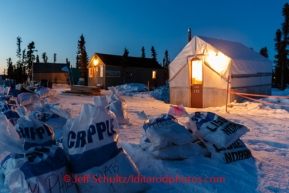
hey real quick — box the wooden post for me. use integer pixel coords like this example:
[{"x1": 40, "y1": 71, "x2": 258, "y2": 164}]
[
  {"x1": 226, "y1": 76, "x2": 230, "y2": 112},
  {"x1": 148, "y1": 81, "x2": 150, "y2": 91}
]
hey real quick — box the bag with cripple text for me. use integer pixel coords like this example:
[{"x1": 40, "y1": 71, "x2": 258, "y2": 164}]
[
  {"x1": 0, "y1": 115, "x2": 77, "y2": 193},
  {"x1": 63, "y1": 96, "x2": 150, "y2": 193},
  {"x1": 14, "y1": 113, "x2": 56, "y2": 150}
]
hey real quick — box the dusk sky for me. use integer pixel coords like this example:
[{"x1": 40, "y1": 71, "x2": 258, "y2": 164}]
[{"x1": 1, "y1": 0, "x2": 288, "y2": 75}]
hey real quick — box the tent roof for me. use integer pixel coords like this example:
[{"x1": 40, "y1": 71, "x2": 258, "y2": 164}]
[
  {"x1": 198, "y1": 36, "x2": 269, "y2": 61},
  {"x1": 169, "y1": 35, "x2": 273, "y2": 81}
]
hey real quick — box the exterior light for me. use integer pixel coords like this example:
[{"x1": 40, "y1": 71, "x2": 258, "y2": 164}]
[
  {"x1": 93, "y1": 59, "x2": 99, "y2": 67},
  {"x1": 205, "y1": 50, "x2": 230, "y2": 74}
]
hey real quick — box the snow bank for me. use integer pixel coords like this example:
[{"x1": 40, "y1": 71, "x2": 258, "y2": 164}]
[{"x1": 115, "y1": 83, "x2": 169, "y2": 103}]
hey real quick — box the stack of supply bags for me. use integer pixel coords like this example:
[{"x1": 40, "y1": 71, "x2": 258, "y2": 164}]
[
  {"x1": 188, "y1": 112, "x2": 252, "y2": 163},
  {"x1": 34, "y1": 86, "x2": 58, "y2": 99},
  {"x1": 0, "y1": 98, "x2": 19, "y2": 126},
  {"x1": 62, "y1": 96, "x2": 150, "y2": 193},
  {"x1": 0, "y1": 114, "x2": 78, "y2": 193},
  {"x1": 140, "y1": 114, "x2": 194, "y2": 160},
  {"x1": 17, "y1": 92, "x2": 41, "y2": 106},
  {"x1": 107, "y1": 87, "x2": 129, "y2": 125}
]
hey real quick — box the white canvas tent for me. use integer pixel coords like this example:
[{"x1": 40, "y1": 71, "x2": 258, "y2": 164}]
[{"x1": 169, "y1": 35, "x2": 272, "y2": 108}]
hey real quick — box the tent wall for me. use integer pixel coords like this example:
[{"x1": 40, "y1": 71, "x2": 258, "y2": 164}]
[
  {"x1": 230, "y1": 84, "x2": 271, "y2": 103},
  {"x1": 203, "y1": 63, "x2": 228, "y2": 107},
  {"x1": 203, "y1": 88, "x2": 227, "y2": 107},
  {"x1": 230, "y1": 73, "x2": 271, "y2": 103},
  {"x1": 230, "y1": 74, "x2": 271, "y2": 88},
  {"x1": 169, "y1": 39, "x2": 193, "y2": 107},
  {"x1": 170, "y1": 87, "x2": 191, "y2": 107},
  {"x1": 169, "y1": 39, "x2": 195, "y2": 88},
  {"x1": 170, "y1": 64, "x2": 190, "y2": 87}
]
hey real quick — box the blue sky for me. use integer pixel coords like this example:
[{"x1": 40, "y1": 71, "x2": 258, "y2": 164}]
[{"x1": 0, "y1": 0, "x2": 287, "y2": 74}]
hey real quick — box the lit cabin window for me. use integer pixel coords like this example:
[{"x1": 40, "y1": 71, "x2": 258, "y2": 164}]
[
  {"x1": 100, "y1": 66, "x2": 103, "y2": 77},
  {"x1": 89, "y1": 68, "x2": 93, "y2": 78},
  {"x1": 191, "y1": 60, "x2": 202, "y2": 84},
  {"x1": 152, "y1": 70, "x2": 157, "y2": 79}
]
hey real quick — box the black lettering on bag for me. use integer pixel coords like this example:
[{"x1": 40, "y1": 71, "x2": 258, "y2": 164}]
[
  {"x1": 35, "y1": 127, "x2": 45, "y2": 139},
  {"x1": 206, "y1": 116, "x2": 228, "y2": 132},
  {"x1": 67, "y1": 131, "x2": 76, "y2": 148},
  {"x1": 224, "y1": 150, "x2": 251, "y2": 163},
  {"x1": 96, "y1": 122, "x2": 106, "y2": 140},
  {"x1": 221, "y1": 123, "x2": 243, "y2": 136},
  {"x1": 67, "y1": 118, "x2": 116, "y2": 149},
  {"x1": 17, "y1": 125, "x2": 53, "y2": 140},
  {"x1": 87, "y1": 125, "x2": 96, "y2": 143},
  {"x1": 106, "y1": 120, "x2": 113, "y2": 137},
  {"x1": 75, "y1": 131, "x2": 86, "y2": 148},
  {"x1": 224, "y1": 152, "x2": 233, "y2": 163},
  {"x1": 213, "y1": 144, "x2": 225, "y2": 152}
]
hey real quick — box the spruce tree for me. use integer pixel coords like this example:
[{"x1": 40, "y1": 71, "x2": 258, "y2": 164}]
[
  {"x1": 7, "y1": 58, "x2": 13, "y2": 79},
  {"x1": 274, "y1": 29, "x2": 283, "y2": 88},
  {"x1": 121, "y1": 48, "x2": 129, "y2": 84},
  {"x1": 22, "y1": 49, "x2": 27, "y2": 64},
  {"x1": 282, "y1": 3, "x2": 289, "y2": 87},
  {"x1": 259, "y1": 47, "x2": 269, "y2": 58},
  {"x1": 151, "y1": 46, "x2": 157, "y2": 61},
  {"x1": 163, "y1": 50, "x2": 170, "y2": 84},
  {"x1": 54, "y1": 53, "x2": 57, "y2": 63},
  {"x1": 36, "y1": 54, "x2": 39, "y2": 63},
  {"x1": 42, "y1": 52, "x2": 48, "y2": 63},
  {"x1": 26, "y1": 41, "x2": 37, "y2": 71},
  {"x1": 66, "y1": 58, "x2": 70, "y2": 65},
  {"x1": 274, "y1": 3, "x2": 289, "y2": 90},
  {"x1": 76, "y1": 55, "x2": 79, "y2": 68},
  {"x1": 16, "y1": 37, "x2": 23, "y2": 83},
  {"x1": 16, "y1": 37, "x2": 22, "y2": 67},
  {"x1": 22, "y1": 49, "x2": 27, "y2": 78},
  {"x1": 76, "y1": 34, "x2": 89, "y2": 82},
  {"x1": 141, "y1": 46, "x2": 146, "y2": 58}
]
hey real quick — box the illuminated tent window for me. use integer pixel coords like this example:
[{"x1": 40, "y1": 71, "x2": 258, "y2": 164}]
[
  {"x1": 89, "y1": 68, "x2": 93, "y2": 78},
  {"x1": 191, "y1": 60, "x2": 202, "y2": 84},
  {"x1": 100, "y1": 65, "x2": 103, "y2": 77},
  {"x1": 152, "y1": 70, "x2": 157, "y2": 79}
]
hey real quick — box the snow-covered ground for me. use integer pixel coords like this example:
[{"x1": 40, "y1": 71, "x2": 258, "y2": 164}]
[{"x1": 0, "y1": 84, "x2": 289, "y2": 193}]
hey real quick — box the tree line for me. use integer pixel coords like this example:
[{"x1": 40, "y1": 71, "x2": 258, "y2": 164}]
[
  {"x1": 6, "y1": 34, "x2": 170, "y2": 85},
  {"x1": 6, "y1": 37, "x2": 70, "y2": 83},
  {"x1": 272, "y1": 3, "x2": 289, "y2": 90}
]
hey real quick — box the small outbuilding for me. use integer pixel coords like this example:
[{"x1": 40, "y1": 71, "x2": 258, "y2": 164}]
[
  {"x1": 32, "y1": 63, "x2": 71, "y2": 84},
  {"x1": 169, "y1": 35, "x2": 272, "y2": 108},
  {"x1": 87, "y1": 53, "x2": 164, "y2": 89}
]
